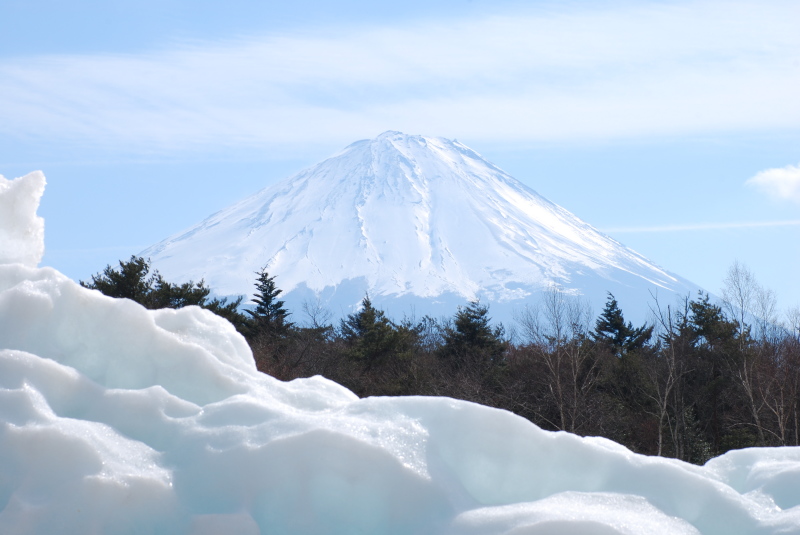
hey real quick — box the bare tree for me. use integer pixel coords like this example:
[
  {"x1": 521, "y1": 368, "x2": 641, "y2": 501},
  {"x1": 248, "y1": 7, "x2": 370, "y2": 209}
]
[
  {"x1": 647, "y1": 293, "x2": 692, "y2": 457},
  {"x1": 722, "y1": 261, "x2": 773, "y2": 445},
  {"x1": 757, "y1": 308, "x2": 800, "y2": 445},
  {"x1": 516, "y1": 287, "x2": 597, "y2": 433},
  {"x1": 787, "y1": 308, "x2": 800, "y2": 445},
  {"x1": 302, "y1": 298, "x2": 333, "y2": 329},
  {"x1": 722, "y1": 260, "x2": 758, "y2": 342}
]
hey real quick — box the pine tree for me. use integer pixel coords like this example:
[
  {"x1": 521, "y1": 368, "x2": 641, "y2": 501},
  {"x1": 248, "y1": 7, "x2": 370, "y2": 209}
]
[
  {"x1": 81, "y1": 256, "x2": 247, "y2": 330},
  {"x1": 689, "y1": 292, "x2": 739, "y2": 351},
  {"x1": 440, "y1": 301, "x2": 506, "y2": 369},
  {"x1": 246, "y1": 267, "x2": 292, "y2": 337},
  {"x1": 340, "y1": 296, "x2": 403, "y2": 367},
  {"x1": 82, "y1": 256, "x2": 157, "y2": 303},
  {"x1": 592, "y1": 293, "x2": 653, "y2": 356},
  {"x1": 687, "y1": 292, "x2": 744, "y2": 453}
]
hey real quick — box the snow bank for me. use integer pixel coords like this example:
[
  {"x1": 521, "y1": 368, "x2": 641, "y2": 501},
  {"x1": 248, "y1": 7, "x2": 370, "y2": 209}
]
[
  {"x1": 1, "y1": 171, "x2": 799, "y2": 534},
  {"x1": 0, "y1": 171, "x2": 45, "y2": 267}
]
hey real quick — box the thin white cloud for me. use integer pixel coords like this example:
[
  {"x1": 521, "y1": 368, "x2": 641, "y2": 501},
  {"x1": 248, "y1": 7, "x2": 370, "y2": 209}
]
[
  {"x1": 45, "y1": 246, "x2": 147, "y2": 255},
  {"x1": 0, "y1": 0, "x2": 798, "y2": 154},
  {"x1": 602, "y1": 220, "x2": 800, "y2": 233},
  {"x1": 745, "y1": 163, "x2": 800, "y2": 204}
]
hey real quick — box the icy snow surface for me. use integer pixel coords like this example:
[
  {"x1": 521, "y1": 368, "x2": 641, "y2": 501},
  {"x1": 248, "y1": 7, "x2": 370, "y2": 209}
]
[
  {"x1": 2, "y1": 171, "x2": 800, "y2": 534},
  {"x1": 0, "y1": 172, "x2": 45, "y2": 267},
  {"x1": 142, "y1": 131, "x2": 700, "y2": 321}
]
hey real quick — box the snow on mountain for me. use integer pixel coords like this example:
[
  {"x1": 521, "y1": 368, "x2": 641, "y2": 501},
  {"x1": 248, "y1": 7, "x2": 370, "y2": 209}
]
[{"x1": 143, "y1": 131, "x2": 699, "y2": 322}]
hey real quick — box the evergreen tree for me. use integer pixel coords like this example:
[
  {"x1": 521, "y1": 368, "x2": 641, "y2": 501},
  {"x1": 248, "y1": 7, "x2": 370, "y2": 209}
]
[
  {"x1": 82, "y1": 256, "x2": 157, "y2": 303},
  {"x1": 440, "y1": 301, "x2": 506, "y2": 369},
  {"x1": 592, "y1": 293, "x2": 653, "y2": 356},
  {"x1": 687, "y1": 292, "x2": 743, "y2": 454},
  {"x1": 689, "y1": 293, "x2": 739, "y2": 351},
  {"x1": 246, "y1": 267, "x2": 292, "y2": 337},
  {"x1": 81, "y1": 256, "x2": 247, "y2": 330},
  {"x1": 340, "y1": 296, "x2": 404, "y2": 368}
]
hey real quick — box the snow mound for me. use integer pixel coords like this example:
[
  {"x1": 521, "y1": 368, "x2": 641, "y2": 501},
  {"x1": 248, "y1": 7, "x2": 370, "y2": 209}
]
[
  {"x1": 2, "y1": 172, "x2": 799, "y2": 534},
  {"x1": 0, "y1": 171, "x2": 45, "y2": 267}
]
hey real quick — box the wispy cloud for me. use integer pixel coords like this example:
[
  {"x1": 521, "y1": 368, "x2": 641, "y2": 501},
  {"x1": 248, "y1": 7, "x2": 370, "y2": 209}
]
[
  {"x1": 602, "y1": 220, "x2": 800, "y2": 233},
  {"x1": 1, "y1": 0, "x2": 798, "y2": 154},
  {"x1": 45, "y1": 246, "x2": 146, "y2": 255},
  {"x1": 745, "y1": 163, "x2": 800, "y2": 204}
]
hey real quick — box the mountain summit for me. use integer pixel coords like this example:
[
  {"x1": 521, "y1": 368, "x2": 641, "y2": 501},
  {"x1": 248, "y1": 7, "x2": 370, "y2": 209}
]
[{"x1": 143, "y1": 131, "x2": 697, "y2": 321}]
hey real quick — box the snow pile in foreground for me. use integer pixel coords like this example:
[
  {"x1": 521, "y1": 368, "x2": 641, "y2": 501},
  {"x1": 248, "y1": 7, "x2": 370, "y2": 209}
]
[{"x1": 1, "y1": 172, "x2": 799, "y2": 534}]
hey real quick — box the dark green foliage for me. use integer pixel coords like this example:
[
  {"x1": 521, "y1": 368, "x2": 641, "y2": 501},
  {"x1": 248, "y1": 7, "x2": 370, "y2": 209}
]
[
  {"x1": 260, "y1": 296, "x2": 425, "y2": 397},
  {"x1": 439, "y1": 301, "x2": 507, "y2": 369},
  {"x1": 689, "y1": 292, "x2": 739, "y2": 351},
  {"x1": 593, "y1": 293, "x2": 653, "y2": 356},
  {"x1": 685, "y1": 292, "x2": 742, "y2": 454},
  {"x1": 340, "y1": 296, "x2": 404, "y2": 368},
  {"x1": 81, "y1": 256, "x2": 247, "y2": 330},
  {"x1": 246, "y1": 267, "x2": 292, "y2": 337},
  {"x1": 81, "y1": 256, "x2": 156, "y2": 303},
  {"x1": 243, "y1": 268, "x2": 297, "y2": 375}
]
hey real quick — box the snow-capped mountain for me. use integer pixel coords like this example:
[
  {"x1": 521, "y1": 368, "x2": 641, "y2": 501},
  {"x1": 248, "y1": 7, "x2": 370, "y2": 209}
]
[{"x1": 143, "y1": 131, "x2": 699, "y2": 322}]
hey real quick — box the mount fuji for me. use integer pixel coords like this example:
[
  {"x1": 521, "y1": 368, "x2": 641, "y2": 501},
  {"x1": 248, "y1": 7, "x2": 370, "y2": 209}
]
[{"x1": 142, "y1": 131, "x2": 699, "y2": 323}]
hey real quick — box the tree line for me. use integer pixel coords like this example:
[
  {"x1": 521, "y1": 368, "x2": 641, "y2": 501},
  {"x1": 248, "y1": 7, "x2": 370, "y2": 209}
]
[{"x1": 84, "y1": 257, "x2": 800, "y2": 464}]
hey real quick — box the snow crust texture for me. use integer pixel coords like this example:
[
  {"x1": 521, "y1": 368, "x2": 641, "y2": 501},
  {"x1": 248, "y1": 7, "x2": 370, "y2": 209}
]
[
  {"x1": 2, "y1": 172, "x2": 800, "y2": 534},
  {"x1": 0, "y1": 172, "x2": 45, "y2": 267},
  {"x1": 142, "y1": 131, "x2": 699, "y2": 320}
]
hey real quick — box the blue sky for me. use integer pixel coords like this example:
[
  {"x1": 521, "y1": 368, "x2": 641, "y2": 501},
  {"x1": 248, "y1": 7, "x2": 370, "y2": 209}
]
[{"x1": 2, "y1": 0, "x2": 799, "y2": 313}]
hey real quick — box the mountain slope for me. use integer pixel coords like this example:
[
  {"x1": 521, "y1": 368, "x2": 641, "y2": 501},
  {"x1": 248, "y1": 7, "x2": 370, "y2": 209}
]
[{"x1": 143, "y1": 131, "x2": 698, "y2": 322}]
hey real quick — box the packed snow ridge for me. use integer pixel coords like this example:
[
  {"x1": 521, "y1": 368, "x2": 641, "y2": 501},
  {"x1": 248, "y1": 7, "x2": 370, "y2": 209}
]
[
  {"x1": 3, "y1": 171, "x2": 800, "y2": 534},
  {"x1": 143, "y1": 131, "x2": 699, "y2": 321}
]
